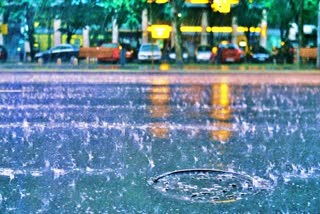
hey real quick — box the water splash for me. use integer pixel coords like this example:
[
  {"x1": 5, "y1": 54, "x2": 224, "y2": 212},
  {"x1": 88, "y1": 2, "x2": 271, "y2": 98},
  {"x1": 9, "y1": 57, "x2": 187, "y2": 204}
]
[
  {"x1": 150, "y1": 168, "x2": 272, "y2": 203},
  {"x1": 0, "y1": 167, "x2": 114, "y2": 179}
]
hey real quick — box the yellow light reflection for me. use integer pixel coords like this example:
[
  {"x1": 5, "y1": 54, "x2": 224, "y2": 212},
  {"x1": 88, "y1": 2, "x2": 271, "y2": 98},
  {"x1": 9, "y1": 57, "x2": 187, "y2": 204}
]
[
  {"x1": 150, "y1": 105, "x2": 170, "y2": 118},
  {"x1": 149, "y1": 92, "x2": 170, "y2": 105},
  {"x1": 210, "y1": 82, "x2": 233, "y2": 142},
  {"x1": 148, "y1": 78, "x2": 171, "y2": 138},
  {"x1": 211, "y1": 122, "x2": 232, "y2": 142},
  {"x1": 149, "y1": 122, "x2": 169, "y2": 138},
  {"x1": 160, "y1": 63, "x2": 170, "y2": 71}
]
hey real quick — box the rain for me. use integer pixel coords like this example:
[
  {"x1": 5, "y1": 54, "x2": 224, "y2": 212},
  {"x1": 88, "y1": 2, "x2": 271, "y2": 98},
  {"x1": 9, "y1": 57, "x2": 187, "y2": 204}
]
[{"x1": 0, "y1": 0, "x2": 320, "y2": 213}]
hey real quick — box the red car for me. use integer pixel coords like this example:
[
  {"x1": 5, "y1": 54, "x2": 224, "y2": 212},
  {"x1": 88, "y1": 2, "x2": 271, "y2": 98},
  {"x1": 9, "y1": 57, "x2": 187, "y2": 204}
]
[
  {"x1": 211, "y1": 43, "x2": 244, "y2": 63},
  {"x1": 97, "y1": 43, "x2": 121, "y2": 63}
]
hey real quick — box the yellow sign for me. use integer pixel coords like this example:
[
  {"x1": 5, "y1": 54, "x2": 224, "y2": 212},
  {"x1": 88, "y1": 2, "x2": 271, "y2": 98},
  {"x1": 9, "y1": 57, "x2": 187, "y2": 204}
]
[
  {"x1": 1, "y1": 24, "x2": 8, "y2": 35},
  {"x1": 149, "y1": 25, "x2": 172, "y2": 39}
]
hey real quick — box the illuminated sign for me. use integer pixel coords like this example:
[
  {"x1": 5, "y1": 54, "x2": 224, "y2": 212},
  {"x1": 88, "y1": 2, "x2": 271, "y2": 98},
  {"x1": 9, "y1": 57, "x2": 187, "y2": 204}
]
[{"x1": 148, "y1": 25, "x2": 172, "y2": 39}]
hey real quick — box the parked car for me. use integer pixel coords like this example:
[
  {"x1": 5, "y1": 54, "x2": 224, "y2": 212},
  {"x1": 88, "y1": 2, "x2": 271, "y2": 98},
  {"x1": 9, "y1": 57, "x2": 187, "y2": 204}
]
[
  {"x1": 35, "y1": 44, "x2": 79, "y2": 63},
  {"x1": 0, "y1": 45, "x2": 8, "y2": 63},
  {"x1": 97, "y1": 43, "x2": 121, "y2": 63},
  {"x1": 195, "y1": 45, "x2": 212, "y2": 63},
  {"x1": 212, "y1": 43, "x2": 244, "y2": 63},
  {"x1": 168, "y1": 47, "x2": 189, "y2": 63},
  {"x1": 138, "y1": 43, "x2": 162, "y2": 63},
  {"x1": 247, "y1": 46, "x2": 272, "y2": 63}
]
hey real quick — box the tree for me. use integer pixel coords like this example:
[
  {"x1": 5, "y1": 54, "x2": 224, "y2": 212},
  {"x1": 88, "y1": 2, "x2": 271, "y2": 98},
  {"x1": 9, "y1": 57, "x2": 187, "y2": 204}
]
[
  {"x1": 233, "y1": 0, "x2": 263, "y2": 48},
  {"x1": 1, "y1": 0, "x2": 39, "y2": 60},
  {"x1": 54, "y1": 0, "x2": 105, "y2": 44},
  {"x1": 169, "y1": 0, "x2": 185, "y2": 64},
  {"x1": 97, "y1": 0, "x2": 146, "y2": 44}
]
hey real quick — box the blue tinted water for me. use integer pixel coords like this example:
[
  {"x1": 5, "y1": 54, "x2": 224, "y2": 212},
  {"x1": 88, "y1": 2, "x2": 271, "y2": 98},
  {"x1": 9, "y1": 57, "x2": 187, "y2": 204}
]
[{"x1": 0, "y1": 80, "x2": 319, "y2": 213}]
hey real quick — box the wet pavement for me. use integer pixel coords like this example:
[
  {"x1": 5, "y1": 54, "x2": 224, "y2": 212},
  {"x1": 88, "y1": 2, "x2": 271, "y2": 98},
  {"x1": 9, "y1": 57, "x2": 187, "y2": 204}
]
[{"x1": 0, "y1": 64, "x2": 319, "y2": 213}]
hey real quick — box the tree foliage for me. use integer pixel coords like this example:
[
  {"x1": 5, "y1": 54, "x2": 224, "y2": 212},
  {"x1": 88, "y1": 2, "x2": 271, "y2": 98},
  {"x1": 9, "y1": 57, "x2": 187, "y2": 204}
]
[{"x1": 232, "y1": 0, "x2": 263, "y2": 47}]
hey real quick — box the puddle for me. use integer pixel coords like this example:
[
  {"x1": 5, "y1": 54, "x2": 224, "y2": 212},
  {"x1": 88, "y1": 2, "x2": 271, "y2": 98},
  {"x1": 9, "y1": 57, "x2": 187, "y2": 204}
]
[{"x1": 150, "y1": 169, "x2": 271, "y2": 203}]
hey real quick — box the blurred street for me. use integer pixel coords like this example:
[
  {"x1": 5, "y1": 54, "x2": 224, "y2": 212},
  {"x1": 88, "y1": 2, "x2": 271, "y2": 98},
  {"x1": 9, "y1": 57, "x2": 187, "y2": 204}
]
[
  {"x1": 0, "y1": 61, "x2": 319, "y2": 86},
  {"x1": 0, "y1": 60, "x2": 318, "y2": 74}
]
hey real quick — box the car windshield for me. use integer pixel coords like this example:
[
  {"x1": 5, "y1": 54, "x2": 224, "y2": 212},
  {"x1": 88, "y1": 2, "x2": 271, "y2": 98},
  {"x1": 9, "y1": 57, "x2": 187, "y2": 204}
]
[
  {"x1": 141, "y1": 45, "x2": 160, "y2": 51},
  {"x1": 252, "y1": 46, "x2": 269, "y2": 53},
  {"x1": 101, "y1": 43, "x2": 118, "y2": 48},
  {"x1": 197, "y1": 46, "x2": 211, "y2": 52},
  {"x1": 227, "y1": 44, "x2": 238, "y2": 49}
]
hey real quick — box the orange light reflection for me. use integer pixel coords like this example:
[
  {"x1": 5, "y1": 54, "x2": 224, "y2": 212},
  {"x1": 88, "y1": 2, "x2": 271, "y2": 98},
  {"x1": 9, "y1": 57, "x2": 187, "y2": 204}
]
[{"x1": 210, "y1": 82, "x2": 233, "y2": 142}]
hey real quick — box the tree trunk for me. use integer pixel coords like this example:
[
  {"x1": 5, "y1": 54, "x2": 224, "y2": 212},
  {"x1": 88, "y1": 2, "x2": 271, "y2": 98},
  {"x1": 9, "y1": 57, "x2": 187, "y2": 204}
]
[
  {"x1": 170, "y1": 1, "x2": 183, "y2": 65},
  {"x1": 25, "y1": 4, "x2": 36, "y2": 61},
  {"x1": 67, "y1": 31, "x2": 72, "y2": 44},
  {"x1": 297, "y1": 0, "x2": 304, "y2": 66}
]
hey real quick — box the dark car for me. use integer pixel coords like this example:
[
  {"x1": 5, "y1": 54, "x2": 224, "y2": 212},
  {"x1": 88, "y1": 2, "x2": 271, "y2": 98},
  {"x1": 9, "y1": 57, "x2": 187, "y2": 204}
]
[
  {"x1": 247, "y1": 46, "x2": 272, "y2": 63},
  {"x1": 34, "y1": 44, "x2": 79, "y2": 63},
  {"x1": 0, "y1": 45, "x2": 8, "y2": 63},
  {"x1": 168, "y1": 47, "x2": 189, "y2": 63}
]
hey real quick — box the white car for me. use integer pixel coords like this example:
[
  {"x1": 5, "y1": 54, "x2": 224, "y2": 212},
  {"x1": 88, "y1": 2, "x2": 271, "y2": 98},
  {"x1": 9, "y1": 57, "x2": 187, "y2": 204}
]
[
  {"x1": 138, "y1": 43, "x2": 162, "y2": 63},
  {"x1": 195, "y1": 45, "x2": 212, "y2": 63}
]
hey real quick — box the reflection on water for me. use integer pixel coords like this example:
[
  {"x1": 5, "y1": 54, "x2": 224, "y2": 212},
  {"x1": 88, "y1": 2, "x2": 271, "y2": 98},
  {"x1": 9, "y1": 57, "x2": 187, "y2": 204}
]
[
  {"x1": 210, "y1": 82, "x2": 233, "y2": 142},
  {"x1": 0, "y1": 78, "x2": 319, "y2": 213},
  {"x1": 148, "y1": 78, "x2": 170, "y2": 138}
]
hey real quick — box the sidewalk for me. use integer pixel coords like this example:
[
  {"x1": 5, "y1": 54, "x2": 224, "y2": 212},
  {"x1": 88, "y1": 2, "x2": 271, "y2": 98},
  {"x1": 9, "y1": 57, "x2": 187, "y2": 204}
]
[{"x1": 0, "y1": 60, "x2": 319, "y2": 73}]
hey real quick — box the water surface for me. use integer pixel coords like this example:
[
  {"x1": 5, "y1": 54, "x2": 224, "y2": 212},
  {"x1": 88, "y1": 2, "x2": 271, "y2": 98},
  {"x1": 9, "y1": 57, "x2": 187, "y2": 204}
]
[{"x1": 0, "y1": 73, "x2": 319, "y2": 213}]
